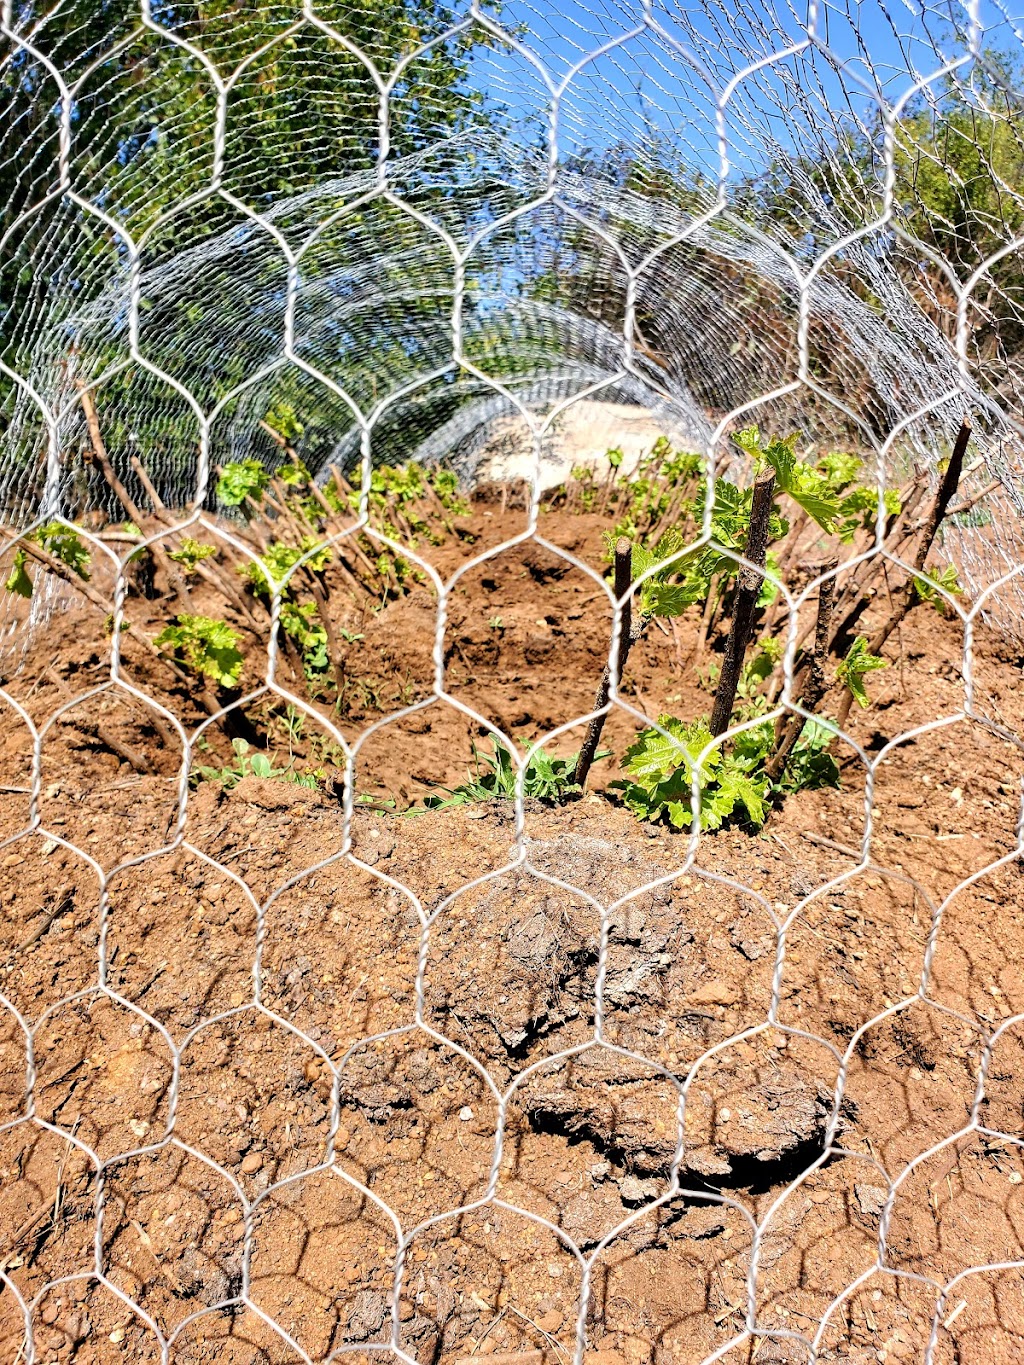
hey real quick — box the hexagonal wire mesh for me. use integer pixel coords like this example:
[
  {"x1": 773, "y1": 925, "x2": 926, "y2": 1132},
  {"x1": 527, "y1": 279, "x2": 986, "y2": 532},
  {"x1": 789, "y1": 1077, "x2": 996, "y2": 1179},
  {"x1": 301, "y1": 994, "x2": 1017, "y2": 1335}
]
[{"x1": 2, "y1": 0, "x2": 1024, "y2": 1361}]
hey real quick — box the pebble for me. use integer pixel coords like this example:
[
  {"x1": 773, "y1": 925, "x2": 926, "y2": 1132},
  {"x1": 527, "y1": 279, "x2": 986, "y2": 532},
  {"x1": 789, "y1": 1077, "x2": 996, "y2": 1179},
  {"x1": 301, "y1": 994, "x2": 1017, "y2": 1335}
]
[
  {"x1": 459, "y1": 1106, "x2": 474, "y2": 1121},
  {"x1": 240, "y1": 1152, "x2": 263, "y2": 1174},
  {"x1": 536, "y1": 1310, "x2": 563, "y2": 1333},
  {"x1": 690, "y1": 980, "x2": 737, "y2": 1007}
]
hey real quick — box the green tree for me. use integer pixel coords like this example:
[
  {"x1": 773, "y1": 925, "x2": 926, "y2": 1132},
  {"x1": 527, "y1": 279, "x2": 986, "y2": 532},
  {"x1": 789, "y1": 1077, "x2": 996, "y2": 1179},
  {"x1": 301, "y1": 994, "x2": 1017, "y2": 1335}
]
[{"x1": 1, "y1": 0, "x2": 498, "y2": 510}]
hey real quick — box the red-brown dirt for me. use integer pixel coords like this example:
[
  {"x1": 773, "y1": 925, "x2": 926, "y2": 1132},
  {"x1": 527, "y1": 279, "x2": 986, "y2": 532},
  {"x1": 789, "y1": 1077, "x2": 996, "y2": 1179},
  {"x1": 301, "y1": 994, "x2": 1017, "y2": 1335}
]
[{"x1": 1, "y1": 495, "x2": 1023, "y2": 1364}]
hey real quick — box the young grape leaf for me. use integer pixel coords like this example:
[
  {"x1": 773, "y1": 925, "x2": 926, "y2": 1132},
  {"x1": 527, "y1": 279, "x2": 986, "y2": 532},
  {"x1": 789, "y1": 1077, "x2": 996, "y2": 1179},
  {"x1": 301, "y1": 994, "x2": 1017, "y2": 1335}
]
[{"x1": 836, "y1": 636, "x2": 888, "y2": 708}]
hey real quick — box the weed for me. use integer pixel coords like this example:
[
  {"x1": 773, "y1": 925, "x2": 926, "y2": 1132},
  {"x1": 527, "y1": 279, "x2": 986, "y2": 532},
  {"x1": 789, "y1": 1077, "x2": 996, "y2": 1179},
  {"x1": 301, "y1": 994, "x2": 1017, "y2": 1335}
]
[
  {"x1": 195, "y1": 738, "x2": 320, "y2": 789},
  {"x1": 418, "y1": 735, "x2": 602, "y2": 809}
]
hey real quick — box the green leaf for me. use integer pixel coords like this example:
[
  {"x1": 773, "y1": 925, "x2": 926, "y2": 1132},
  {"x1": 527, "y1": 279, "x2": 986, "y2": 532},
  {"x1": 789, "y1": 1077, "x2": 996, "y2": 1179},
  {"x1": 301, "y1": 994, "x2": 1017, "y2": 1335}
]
[
  {"x1": 712, "y1": 761, "x2": 769, "y2": 826},
  {"x1": 155, "y1": 614, "x2": 244, "y2": 688},
  {"x1": 817, "y1": 451, "x2": 863, "y2": 490},
  {"x1": 756, "y1": 551, "x2": 781, "y2": 608},
  {"x1": 778, "y1": 719, "x2": 841, "y2": 794},
  {"x1": 278, "y1": 460, "x2": 311, "y2": 486},
  {"x1": 168, "y1": 538, "x2": 217, "y2": 573},
  {"x1": 264, "y1": 400, "x2": 304, "y2": 443},
  {"x1": 836, "y1": 636, "x2": 888, "y2": 708},
  {"x1": 914, "y1": 564, "x2": 962, "y2": 609},
  {"x1": 217, "y1": 459, "x2": 269, "y2": 507},
  {"x1": 615, "y1": 708, "x2": 836, "y2": 834},
  {"x1": 640, "y1": 580, "x2": 701, "y2": 618},
  {"x1": 740, "y1": 427, "x2": 844, "y2": 532},
  {"x1": 34, "y1": 522, "x2": 91, "y2": 580},
  {"x1": 620, "y1": 715, "x2": 719, "y2": 782},
  {"x1": 5, "y1": 549, "x2": 32, "y2": 598}
]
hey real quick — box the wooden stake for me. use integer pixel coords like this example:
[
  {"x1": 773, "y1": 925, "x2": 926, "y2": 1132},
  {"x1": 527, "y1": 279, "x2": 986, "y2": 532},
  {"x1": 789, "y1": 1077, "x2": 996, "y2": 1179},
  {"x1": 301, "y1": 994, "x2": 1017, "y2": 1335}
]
[
  {"x1": 574, "y1": 538, "x2": 635, "y2": 790},
  {"x1": 766, "y1": 560, "x2": 838, "y2": 782},
  {"x1": 833, "y1": 417, "x2": 971, "y2": 731},
  {"x1": 75, "y1": 380, "x2": 146, "y2": 526},
  {"x1": 710, "y1": 467, "x2": 776, "y2": 737}
]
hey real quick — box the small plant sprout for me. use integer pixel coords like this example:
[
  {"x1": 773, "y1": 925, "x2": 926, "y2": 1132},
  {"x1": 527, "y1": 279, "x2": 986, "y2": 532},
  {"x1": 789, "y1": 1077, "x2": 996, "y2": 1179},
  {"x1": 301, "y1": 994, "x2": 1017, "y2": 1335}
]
[
  {"x1": 155, "y1": 614, "x2": 244, "y2": 688},
  {"x1": 419, "y1": 735, "x2": 603, "y2": 810},
  {"x1": 217, "y1": 459, "x2": 270, "y2": 507},
  {"x1": 914, "y1": 564, "x2": 963, "y2": 612},
  {"x1": 168, "y1": 538, "x2": 218, "y2": 574},
  {"x1": 6, "y1": 522, "x2": 92, "y2": 598},
  {"x1": 836, "y1": 636, "x2": 889, "y2": 709},
  {"x1": 489, "y1": 616, "x2": 504, "y2": 630},
  {"x1": 195, "y1": 737, "x2": 320, "y2": 790}
]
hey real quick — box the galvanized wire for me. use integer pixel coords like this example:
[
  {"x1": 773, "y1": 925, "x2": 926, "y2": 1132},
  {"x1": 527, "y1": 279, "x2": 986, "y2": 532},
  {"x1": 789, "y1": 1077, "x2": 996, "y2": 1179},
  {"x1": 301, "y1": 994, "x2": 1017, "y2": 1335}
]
[{"x1": 2, "y1": 1, "x2": 1024, "y2": 1362}]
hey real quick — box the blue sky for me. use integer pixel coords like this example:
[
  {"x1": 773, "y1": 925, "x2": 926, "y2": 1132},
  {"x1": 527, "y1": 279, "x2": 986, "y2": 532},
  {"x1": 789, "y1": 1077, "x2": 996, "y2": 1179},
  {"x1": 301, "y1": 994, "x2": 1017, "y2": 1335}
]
[{"x1": 463, "y1": 0, "x2": 1024, "y2": 180}]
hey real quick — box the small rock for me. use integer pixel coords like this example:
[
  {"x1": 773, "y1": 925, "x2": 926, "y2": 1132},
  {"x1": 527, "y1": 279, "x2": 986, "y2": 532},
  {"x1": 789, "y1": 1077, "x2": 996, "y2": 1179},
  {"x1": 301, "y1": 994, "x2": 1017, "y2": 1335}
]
[
  {"x1": 536, "y1": 1310, "x2": 563, "y2": 1334},
  {"x1": 240, "y1": 1152, "x2": 263, "y2": 1175},
  {"x1": 855, "y1": 1183, "x2": 888, "y2": 1219},
  {"x1": 459, "y1": 1106, "x2": 474, "y2": 1121},
  {"x1": 618, "y1": 1175, "x2": 660, "y2": 1206},
  {"x1": 690, "y1": 980, "x2": 737, "y2": 1007},
  {"x1": 347, "y1": 1289, "x2": 388, "y2": 1342}
]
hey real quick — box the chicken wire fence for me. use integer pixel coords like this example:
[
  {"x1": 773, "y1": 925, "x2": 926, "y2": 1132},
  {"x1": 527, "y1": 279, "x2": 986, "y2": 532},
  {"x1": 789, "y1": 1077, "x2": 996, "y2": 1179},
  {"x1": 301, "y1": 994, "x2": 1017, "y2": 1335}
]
[{"x1": 2, "y1": 0, "x2": 1024, "y2": 1361}]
